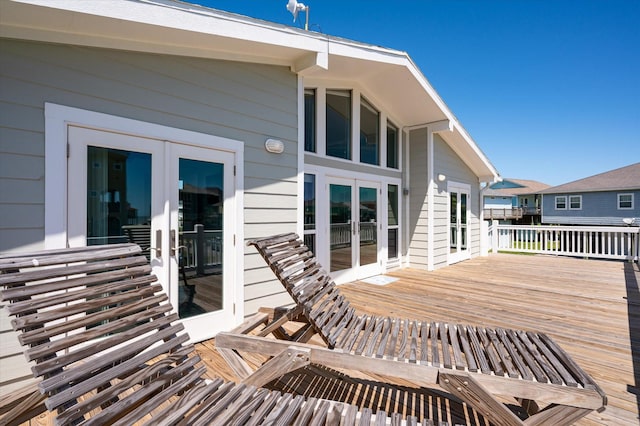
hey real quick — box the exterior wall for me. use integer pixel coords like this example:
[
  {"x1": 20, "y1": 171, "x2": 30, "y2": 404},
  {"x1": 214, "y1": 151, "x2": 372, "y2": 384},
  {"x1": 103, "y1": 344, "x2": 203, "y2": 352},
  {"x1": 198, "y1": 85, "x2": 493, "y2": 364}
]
[
  {"x1": 408, "y1": 128, "x2": 429, "y2": 269},
  {"x1": 484, "y1": 196, "x2": 513, "y2": 209},
  {"x1": 542, "y1": 190, "x2": 640, "y2": 225},
  {"x1": 0, "y1": 39, "x2": 298, "y2": 393},
  {"x1": 407, "y1": 131, "x2": 481, "y2": 271},
  {"x1": 433, "y1": 135, "x2": 480, "y2": 269}
]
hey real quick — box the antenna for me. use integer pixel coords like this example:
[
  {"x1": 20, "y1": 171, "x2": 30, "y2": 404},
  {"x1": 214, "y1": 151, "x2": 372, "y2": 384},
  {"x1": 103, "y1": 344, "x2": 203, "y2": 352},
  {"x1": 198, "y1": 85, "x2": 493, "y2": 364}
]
[{"x1": 286, "y1": 0, "x2": 309, "y2": 31}]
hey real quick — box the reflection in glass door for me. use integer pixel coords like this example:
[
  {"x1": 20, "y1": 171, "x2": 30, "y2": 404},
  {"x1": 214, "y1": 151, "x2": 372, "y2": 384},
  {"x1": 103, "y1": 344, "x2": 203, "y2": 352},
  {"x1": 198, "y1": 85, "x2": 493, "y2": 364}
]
[
  {"x1": 359, "y1": 186, "x2": 377, "y2": 268},
  {"x1": 329, "y1": 183, "x2": 353, "y2": 272},
  {"x1": 177, "y1": 159, "x2": 224, "y2": 319},
  {"x1": 86, "y1": 146, "x2": 152, "y2": 251}
]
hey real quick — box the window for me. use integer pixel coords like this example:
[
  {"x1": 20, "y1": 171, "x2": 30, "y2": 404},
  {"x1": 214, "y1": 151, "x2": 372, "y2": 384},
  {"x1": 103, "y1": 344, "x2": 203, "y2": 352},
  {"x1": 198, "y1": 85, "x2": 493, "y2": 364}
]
[
  {"x1": 386, "y1": 121, "x2": 398, "y2": 169},
  {"x1": 555, "y1": 196, "x2": 567, "y2": 210},
  {"x1": 359, "y1": 97, "x2": 379, "y2": 165},
  {"x1": 303, "y1": 174, "x2": 316, "y2": 253},
  {"x1": 326, "y1": 90, "x2": 352, "y2": 160},
  {"x1": 618, "y1": 193, "x2": 634, "y2": 209},
  {"x1": 304, "y1": 89, "x2": 316, "y2": 153},
  {"x1": 388, "y1": 184, "x2": 399, "y2": 259},
  {"x1": 569, "y1": 195, "x2": 582, "y2": 210}
]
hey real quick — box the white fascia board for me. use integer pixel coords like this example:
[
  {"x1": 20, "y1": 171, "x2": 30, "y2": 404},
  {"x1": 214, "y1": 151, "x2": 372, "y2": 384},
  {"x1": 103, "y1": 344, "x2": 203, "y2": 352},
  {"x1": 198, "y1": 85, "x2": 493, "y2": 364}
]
[{"x1": 2, "y1": 0, "x2": 328, "y2": 64}]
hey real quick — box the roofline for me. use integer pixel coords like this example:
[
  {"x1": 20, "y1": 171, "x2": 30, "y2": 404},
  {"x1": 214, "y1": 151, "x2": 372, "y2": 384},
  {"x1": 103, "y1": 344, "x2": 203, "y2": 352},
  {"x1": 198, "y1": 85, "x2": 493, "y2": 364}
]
[{"x1": 1, "y1": 0, "x2": 500, "y2": 181}]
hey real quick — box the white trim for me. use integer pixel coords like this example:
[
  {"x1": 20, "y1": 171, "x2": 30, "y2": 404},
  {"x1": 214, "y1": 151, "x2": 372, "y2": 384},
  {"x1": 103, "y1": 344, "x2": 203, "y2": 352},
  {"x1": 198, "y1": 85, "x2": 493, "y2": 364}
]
[
  {"x1": 426, "y1": 127, "x2": 435, "y2": 271},
  {"x1": 617, "y1": 193, "x2": 634, "y2": 210},
  {"x1": 297, "y1": 75, "x2": 305, "y2": 237}
]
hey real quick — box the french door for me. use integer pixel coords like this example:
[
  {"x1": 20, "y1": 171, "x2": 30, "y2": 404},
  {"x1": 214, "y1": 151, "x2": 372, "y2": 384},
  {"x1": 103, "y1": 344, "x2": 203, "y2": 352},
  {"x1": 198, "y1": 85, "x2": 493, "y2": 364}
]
[
  {"x1": 327, "y1": 177, "x2": 381, "y2": 282},
  {"x1": 448, "y1": 182, "x2": 471, "y2": 264},
  {"x1": 67, "y1": 126, "x2": 237, "y2": 342}
]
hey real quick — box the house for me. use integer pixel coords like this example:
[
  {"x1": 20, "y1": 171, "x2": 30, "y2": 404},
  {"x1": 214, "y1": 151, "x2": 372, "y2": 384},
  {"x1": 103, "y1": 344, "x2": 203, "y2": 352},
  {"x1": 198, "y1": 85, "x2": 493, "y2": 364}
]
[
  {"x1": 0, "y1": 0, "x2": 499, "y2": 396},
  {"x1": 483, "y1": 178, "x2": 550, "y2": 224},
  {"x1": 541, "y1": 162, "x2": 640, "y2": 226}
]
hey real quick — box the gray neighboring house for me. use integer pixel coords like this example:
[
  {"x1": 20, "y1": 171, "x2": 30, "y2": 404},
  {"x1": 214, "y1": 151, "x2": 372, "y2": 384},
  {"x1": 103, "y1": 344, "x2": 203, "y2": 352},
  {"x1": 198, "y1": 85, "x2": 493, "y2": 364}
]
[
  {"x1": 0, "y1": 0, "x2": 500, "y2": 396},
  {"x1": 541, "y1": 162, "x2": 640, "y2": 226}
]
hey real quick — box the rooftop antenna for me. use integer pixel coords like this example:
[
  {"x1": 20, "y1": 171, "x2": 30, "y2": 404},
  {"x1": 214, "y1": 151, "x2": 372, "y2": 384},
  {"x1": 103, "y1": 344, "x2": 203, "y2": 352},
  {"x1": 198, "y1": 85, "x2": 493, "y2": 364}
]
[{"x1": 286, "y1": 0, "x2": 309, "y2": 31}]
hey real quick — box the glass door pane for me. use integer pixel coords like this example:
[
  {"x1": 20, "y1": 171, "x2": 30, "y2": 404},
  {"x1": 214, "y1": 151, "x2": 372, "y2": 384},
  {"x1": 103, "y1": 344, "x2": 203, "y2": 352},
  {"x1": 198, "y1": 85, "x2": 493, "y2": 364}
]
[
  {"x1": 450, "y1": 192, "x2": 458, "y2": 254},
  {"x1": 359, "y1": 186, "x2": 377, "y2": 267},
  {"x1": 178, "y1": 158, "x2": 224, "y2": 319},
  {"x1": 86, "y1": 147, "x2": 152, "y2": 250},
  {"x1": 460, "y1": 193, "x2": 468, "y2": 250},
  {"x1": 330, "y1": 183, "x2": 353, "y2": 272}
]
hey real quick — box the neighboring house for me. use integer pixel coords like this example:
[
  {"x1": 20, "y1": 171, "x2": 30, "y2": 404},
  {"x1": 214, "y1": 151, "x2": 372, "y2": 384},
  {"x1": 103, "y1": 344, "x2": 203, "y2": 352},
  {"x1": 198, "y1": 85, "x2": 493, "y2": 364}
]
[
  {"x1": 541, "y1": 162, "x2": 640, "y2": 226},
  {"x1": 483, "y1": 178, "x2": 550, "y2": 224},
  {"x1": 0, "y1": 0, "x2": 499, "y2": 395}
]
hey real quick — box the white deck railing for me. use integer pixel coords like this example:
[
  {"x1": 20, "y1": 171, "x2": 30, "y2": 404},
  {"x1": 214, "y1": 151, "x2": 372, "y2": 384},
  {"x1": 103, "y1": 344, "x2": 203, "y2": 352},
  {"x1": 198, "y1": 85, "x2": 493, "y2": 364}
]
[{"x1": 488, "y1": 223, "x2": 639, "y2": 261}]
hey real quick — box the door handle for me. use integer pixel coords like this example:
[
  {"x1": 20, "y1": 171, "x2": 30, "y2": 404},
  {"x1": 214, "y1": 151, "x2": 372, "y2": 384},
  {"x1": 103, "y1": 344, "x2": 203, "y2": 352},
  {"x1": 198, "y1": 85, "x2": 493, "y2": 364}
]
[
  {"x1": 149, "y1": 229, "x2": 162, "y2": 258},
  {"x1": 170, "y1": 229, "x2": 186, "y2": 256}
]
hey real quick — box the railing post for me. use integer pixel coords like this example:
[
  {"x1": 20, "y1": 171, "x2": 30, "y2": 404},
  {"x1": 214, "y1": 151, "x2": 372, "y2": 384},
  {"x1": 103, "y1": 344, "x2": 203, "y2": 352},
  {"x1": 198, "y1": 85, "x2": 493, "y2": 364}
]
[
  {"x1": 491, "y1": 220, "x2": 499, "y2": 252},
  {"x1": 195, "y1": 224, "x2": 205, "y2": 276}
]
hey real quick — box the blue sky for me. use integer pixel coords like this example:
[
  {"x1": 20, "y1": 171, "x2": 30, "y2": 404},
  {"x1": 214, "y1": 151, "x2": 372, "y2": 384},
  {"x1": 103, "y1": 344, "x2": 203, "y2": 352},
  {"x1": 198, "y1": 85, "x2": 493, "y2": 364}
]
[{"x1": 187, "y1": 0, "x2": 639, "y2": 186}]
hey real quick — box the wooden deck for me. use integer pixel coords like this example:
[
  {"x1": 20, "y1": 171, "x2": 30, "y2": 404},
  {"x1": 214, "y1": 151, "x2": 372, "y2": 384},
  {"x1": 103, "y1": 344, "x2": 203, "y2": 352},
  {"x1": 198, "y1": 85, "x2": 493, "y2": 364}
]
[
  {"x1": 195, "y1": 254, "x2": 639, "y2": 425},
  {"x1": 12, "y1": 253, "x2": 638, "y2": 425}
]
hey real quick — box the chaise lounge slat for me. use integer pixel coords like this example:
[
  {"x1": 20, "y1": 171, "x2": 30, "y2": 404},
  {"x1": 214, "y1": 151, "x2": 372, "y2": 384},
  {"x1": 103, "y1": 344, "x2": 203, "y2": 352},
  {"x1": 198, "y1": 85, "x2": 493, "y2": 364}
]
[
  {"x1": 1, "y1": 243, "x2": 438, "y2": 426},
  {"x1": 216, "y1": 232, "x2": 607, "y2": 426}
]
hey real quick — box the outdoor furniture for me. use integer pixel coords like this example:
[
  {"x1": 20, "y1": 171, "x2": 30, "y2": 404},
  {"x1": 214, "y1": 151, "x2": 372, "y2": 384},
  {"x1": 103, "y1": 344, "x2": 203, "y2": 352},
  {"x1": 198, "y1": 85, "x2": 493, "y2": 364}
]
[
  {"x1": 216, "y1": 233, "x2": 607, "y2": 426},
  {"x1": 0, "y1": 243, "x2": 424, "y2": 426}
]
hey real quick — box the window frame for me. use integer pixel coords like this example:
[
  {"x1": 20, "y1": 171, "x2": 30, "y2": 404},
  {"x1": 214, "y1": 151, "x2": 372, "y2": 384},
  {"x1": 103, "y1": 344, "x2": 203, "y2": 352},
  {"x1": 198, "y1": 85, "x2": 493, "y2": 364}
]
[
  {"x1": 359, "y1": 96, "x2": 380, "y2": 166},
  {"x1": 325, "y1": 89, "x2": 352, "y2": 161},
  {"x1": 304, "y1": 88, "x2": 316, "y2": 153},
  {"x1": 568, "y1": 195, "x2": 582, "y2": 210},
  {"x1": 386, "y1": 120, "x2": 399, "y2": 169},
  {"x1": 555, "y1": 196, "x2": 567, "y2": 210},
  {"x1": 618, "y1": 193, "x2": 634, "y2": 210},
  {"x1": 304, "y1": 84, "x2": 402, "y2": 172}
]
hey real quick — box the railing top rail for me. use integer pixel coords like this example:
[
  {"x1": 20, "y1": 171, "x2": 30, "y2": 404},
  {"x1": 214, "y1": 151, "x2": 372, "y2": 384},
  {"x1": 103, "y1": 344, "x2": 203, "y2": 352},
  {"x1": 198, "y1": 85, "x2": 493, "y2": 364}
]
[{"x1": 497, "y1": 224, "x2": 640, "y2": 233}]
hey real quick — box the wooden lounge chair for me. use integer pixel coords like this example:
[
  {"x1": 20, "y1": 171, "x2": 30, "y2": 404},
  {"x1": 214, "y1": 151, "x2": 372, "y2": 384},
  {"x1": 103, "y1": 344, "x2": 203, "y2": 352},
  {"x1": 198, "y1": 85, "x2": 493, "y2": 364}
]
[
  {"x1": 0, "y1": 243, "x2": 427, "y2": 426},
  {"x1": 216, "y1": 233, "x2": 607, "y2": 426}
]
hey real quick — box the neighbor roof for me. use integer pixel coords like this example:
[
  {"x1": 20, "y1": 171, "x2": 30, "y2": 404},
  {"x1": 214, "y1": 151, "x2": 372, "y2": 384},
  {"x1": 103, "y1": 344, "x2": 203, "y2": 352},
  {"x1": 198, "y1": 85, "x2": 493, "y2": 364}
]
[
  {"x1": 0, "y1": 0, "x2": 499, "y2": 182},
  {"x1": 541, "y1": 162, "x2": 640, "y2": 194},
  {"x1": 484, "y1": 178, "x2": 551, "y2": 197}
]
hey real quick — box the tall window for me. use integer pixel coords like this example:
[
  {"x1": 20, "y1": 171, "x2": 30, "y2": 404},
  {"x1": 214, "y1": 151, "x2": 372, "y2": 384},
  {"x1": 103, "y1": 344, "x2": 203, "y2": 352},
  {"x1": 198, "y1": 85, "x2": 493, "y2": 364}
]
[
  {"x1": 326, "y1": 90, "x2": 352, "y2": 160},
  {"x1": 388, "y1": 184, "x2": 399, "y2": 259},
  {"x1": 386, "y1": 121, "x2": 398, "y2": 169},
  {"x1": 360, "y1": 97, "x2": 379, "y2": 165},
  {"x1": 303, "y1": 174, "x2": 316, "y2": 253},
  {"x1": 304, "y1": 89, "x2": 316, "y2": 152}
]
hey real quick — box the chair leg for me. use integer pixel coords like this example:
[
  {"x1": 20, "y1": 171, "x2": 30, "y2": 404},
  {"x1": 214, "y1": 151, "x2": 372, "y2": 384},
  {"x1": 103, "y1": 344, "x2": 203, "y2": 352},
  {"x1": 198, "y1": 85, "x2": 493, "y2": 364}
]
[
  {"x1": 241, "y1": 346, "x2": 311, "y2": 388},
  {"x1": 523, "y1": 404, "x2": 592, "y2": 426},
  {"x1": 438, "y1": 372, "x2": 524, "y2": 426}
]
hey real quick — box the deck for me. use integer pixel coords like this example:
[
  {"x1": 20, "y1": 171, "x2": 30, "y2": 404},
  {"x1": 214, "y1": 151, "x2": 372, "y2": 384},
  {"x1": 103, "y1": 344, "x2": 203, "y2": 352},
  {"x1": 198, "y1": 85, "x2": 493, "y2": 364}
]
[
  {"x1": 13, "y1": 254, "x2": 637, "y2": 425},
  {"x1": 196, "y1": 254, "x2": 639, "y2": 425}
]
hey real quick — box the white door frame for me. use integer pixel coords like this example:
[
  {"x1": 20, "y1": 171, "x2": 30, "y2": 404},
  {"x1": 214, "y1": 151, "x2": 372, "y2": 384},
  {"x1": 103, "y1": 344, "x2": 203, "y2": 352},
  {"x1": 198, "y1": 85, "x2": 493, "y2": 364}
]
[
  {"x1": 305, "y1": 164, "x2": 400, "y2": 283},
  {"x1": 45, "y1": 103, "x2": 245, "y2": 339},
  {"x1": 447, "y1": 181, "x2": 471, "y2": 264}
]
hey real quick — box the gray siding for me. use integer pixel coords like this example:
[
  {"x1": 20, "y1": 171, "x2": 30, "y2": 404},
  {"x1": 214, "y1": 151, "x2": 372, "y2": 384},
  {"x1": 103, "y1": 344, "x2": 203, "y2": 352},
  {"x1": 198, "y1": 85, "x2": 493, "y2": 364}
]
[
  {"x1": 542, "y1": 190, "x2": 640, "y2": 225},
  {"x1": 433, "y1": 135, "x2": 480, "y2": 269},
  {"x1": 0, "y1": 39, "x2": 298, "y2": 391},
  {"x1": 408, "y1": 128, "x2": 429, "y2": 269}
]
